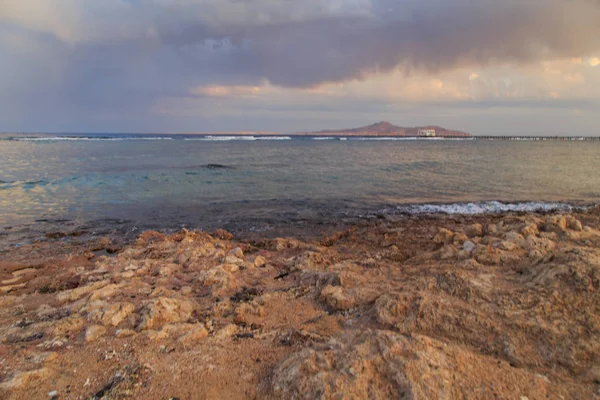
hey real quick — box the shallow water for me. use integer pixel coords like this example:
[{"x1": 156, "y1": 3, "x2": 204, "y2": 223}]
[{"x1": 1, "y1": 134, "x2": 599, "y2": 233}]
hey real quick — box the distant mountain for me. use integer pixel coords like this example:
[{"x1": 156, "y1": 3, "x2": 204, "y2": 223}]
[{"x1": 304, "y1": 121, "x2": 472, "y2": 137}]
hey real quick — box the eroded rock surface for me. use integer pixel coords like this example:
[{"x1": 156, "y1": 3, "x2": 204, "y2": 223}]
[{"x1": 1, "y1": 211, "x2": 599, "y2": 399}]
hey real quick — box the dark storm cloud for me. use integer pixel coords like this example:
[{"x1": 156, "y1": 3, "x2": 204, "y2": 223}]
[
  {"x1": 6, "y1": 0, "x2": 599, "y2": 88},
  {"x1": 144, "y1": 0, "x2": 600, "y2": 87},
  {"x1": 1, "y1": 0, "x2": 600, "y2": 132}
]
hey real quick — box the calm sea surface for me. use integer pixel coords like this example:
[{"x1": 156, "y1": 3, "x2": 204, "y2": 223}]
[{"x1": 1, "y1": 134, "x2": 599, "y2": 238}]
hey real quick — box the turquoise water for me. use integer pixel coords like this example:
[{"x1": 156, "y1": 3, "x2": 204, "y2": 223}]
[{"x1": 1, "y1": 135, "x2": 599, "y2": 230}]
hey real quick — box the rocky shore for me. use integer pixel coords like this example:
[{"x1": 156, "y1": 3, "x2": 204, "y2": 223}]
[{"x1": 1, "y1": 209, "x2": 599, "y2": 399}]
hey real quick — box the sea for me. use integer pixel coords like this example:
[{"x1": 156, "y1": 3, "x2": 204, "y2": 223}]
[{"x1": 1, "y1": 133, "x2": 599, "y2": 247}]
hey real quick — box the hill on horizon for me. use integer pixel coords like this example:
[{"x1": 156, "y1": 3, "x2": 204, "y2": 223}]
[{"x1": 305, "y1": 121, "x2": 472, "y2": 137}]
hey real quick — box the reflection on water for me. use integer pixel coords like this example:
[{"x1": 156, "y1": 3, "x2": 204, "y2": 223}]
[{"x1": 0, "y1": 137, "x2": 599, "y2": 227}]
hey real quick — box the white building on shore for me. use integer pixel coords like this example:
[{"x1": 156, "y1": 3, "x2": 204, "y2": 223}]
[{"x1": 418, "y1": 129, "x2": 436, "y2": 137}]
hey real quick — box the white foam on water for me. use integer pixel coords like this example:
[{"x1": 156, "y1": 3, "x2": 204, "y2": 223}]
[
  {"x1": 186, "y1": 136, "x2": 257, "y2": 141},
  {"x1": 484, "y1": 137, "x2": 588, "y2": 141},
  {"x1": 312, "y1": 137, "x2": 337, "y2": 140},
  {"x1": 184, "y1": 135, "x2": 291, "y2": 141},
  {"x1": 255, "y1": 136, "x2": 292, "y2": 140},
  {"x1": 394, "y1": 201, "x2": 585, "y2": 215},
  {"x1": 351, "y1": 137, "x2": 440, "y2": 141},
  {"x1": 12, "y1": 137, "x2": 173, "y2": 141},
  {"x1": 351, "y1": 137, "x2": 418, "y2": 141},
  {"x1": 350, "y1": 137, "x2": 473, "y2": 141}
]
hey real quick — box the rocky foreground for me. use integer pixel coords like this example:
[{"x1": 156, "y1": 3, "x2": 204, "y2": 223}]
[{"x1": 1, "y1": 210, "x2": 600, "y2": 399}]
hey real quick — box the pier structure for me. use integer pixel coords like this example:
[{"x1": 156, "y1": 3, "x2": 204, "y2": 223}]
[{"x1": 475, "y1": 136, "x2": 600, "y2": 141}]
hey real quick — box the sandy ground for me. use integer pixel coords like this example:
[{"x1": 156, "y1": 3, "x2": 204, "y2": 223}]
[{"x1": 0, "y1": 209, "x2": 599, "y2": 399}]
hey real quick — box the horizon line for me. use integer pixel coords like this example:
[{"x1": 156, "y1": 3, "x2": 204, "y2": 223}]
[{"x1": 2, "y1": 131, "x2": 600, "y2": 138}]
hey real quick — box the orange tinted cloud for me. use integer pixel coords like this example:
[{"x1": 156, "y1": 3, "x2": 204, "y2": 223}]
[{"x1": 191, "y1": 85, "x2": 262, "y2": 98}]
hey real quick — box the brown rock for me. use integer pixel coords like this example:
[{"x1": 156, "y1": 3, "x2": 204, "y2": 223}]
[
  {"x1": 215, "y1": 324, "x2": 238, "y2": 339},
  {"x1": 525, "y1": 236, "x2": 556, "y2": 253},
  {"x1": 221, "y1": 263, "x2": 240, "y2": 273},
  {"x1": 136, "y1": 230, "x2": 165, "y2": 246},
  {"x1": 151, "y1": 286, "x2": 176, "y2": 298},
  {"x1": 89, "y1": 283, "x2": 122, "y2": 301},
  {"x1": 457, "y1": 250, "x2": 471, "y2": 260},
  {"x1": 253, "y1": 255, "x2": 266, "y2": 268},
  {"x1": 474, "y1": 245, "x2": 502, "y2": 265},
  {"x1": 486, "y1": 224, "x2": 498, "y2": 235},
  {"x1": 2, "y1": 214, "x2": 598, "y2": 399},
  {"x1": 539, "y1": 231, "x2": 559, "y2": 241},
  {"x1": 566, "y1": 216, "x2": 583, "y2": 231},
  {"x1": 452, "y1": 233, "x2": 469, "y2": 246},
  {"x1": 320, "y1": 286, "x2": 354, "y2": 311},
  {"x1": 215, "y1": 229, "x2": 233, "y2": 240},
  {"x1": 44, "y1": 352, "x2": 59, "y2": 363},
  {"x1": 159, "y1": 264, "x2": 179, "y2": 277},
  {"x1": 466, "y1": 223, "x2": 484, "y2": 238},
  {"x1": 179, "y1": 325, "x2": 209, "y2": 344},
  {"x1": 139, "y1": 297, "x2": 195, "y2": 331},
  {"x1": 0, "y1": 368, "x2": 52, "y2": 390},
  {"x1": 214, "y1": 299, "x2": 235, "y2": 318},
  {"x1": 272, "y1": 238, "x2": 302, "y2": 251},
  {"x1": 180, "y1": 286, "x2": 193, "y2": 295},
  {"x1": 300, "y1": 271, "x2": 342, "y2": 290},
  {"x1": 375, "y1": 293, "x2": 418, "y2": 330},
  {"x1": 521, "y1": 223, "x2": 539, "y2": 237},
  {"x1": 66, "y1": 275, "x2": 81, "y2": 290},
  {"x1": 161, "y1": 323, "x2": 195, "y2": 337},
  {"x1": 271, "y1": 331, "x2": 554, "y2": 400},
  {"x1": 224, "y1": 255, "x2": 244, "y2": 265},
  {"x1": 120, "y1": 271, "x2": 135, "y2": 279},
  {"x1": 57, "y1": 280, "x2": 109, "y2": 304},
  {"x1": 85, "y1": 325, "x2": 107, "y2": 342},
  {"x1": 290, "y1": 251, "x2": 330, "y2": 272},
  {"x1": 433, "y1": 228, "x2": 454, "y2": 245},
  {"x1": 505, "y1": 231, "x2": 525, "y2": 242},
  {"x1": 228, "y1": 247, "x2": 244, "y2": 258},
  {"x1": 234, "y1": 303, "x2": 266, "y2": 325},
  {"x1": 542, "y1": 216, "x2": 568, "y2": 233},
  {"x1": 145, "y1": 330, "x2": 169, "y2": 341},
  {"x1": 115, "y1": 329, "x2": 136, "y2": 338},
  {"x1": 199, "y1": 266, "x2": 235, "y2": 297},
  {"x1": 497, "y1": 240, "x2": 518, "y2": 251},
  {"x1": 438, "y1": 245, "x2": 458, "y2": 260},
  {"x1": 385, "y1": 245, "x2": 409, "y2": 262},
  {"x1": 53, "y1": 316, "x2": 86, "y2": 337},
  {"x1": 100, "y1": 302, "x2": 135, "y2": 327}
]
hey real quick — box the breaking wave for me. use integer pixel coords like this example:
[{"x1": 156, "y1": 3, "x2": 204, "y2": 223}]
[
  {"x1": 391, "y1": 201, "x2": 588, "y2": 215},
  {"x1": 184, "y1": 136, "x2": 291, "y2": 141},
  {"x1": 256, "y1": 136, "x2": 292, "y2": 140},
  {"x1": 4, "y1": 136, "x2": 173, "y2": 141},
  {"x1": 350, "y1": 137, "x2": 473, "y2": 141}
]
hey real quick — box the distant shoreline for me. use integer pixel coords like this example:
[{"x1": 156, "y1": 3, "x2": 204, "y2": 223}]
[{"x1": 2, "y1": 132, "x2": 600, "y2": 140}]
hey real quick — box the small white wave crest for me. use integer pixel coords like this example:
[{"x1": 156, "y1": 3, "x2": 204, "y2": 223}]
[
  {"x1": 393, "y1": 201, "x2": 585, "y2": 215},
  {"x1": 351, "y1": 137, "x2": 451, "y2": 141},
  {"x1": 256, "y1": 136, "x2": 292, "y2": 140},
  {"x1": 184, "y1": 135, "x2": 291, "y2": 141},
  {"x1": 11, "y1": 136, "x2": 173, "y2": 141},
  {"x1": 312, "y1": 137, "x2": 337, "y2": 140}
]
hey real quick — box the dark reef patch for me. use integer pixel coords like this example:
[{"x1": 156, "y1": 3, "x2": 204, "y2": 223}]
[{"x1": 201, "y1": 164, "x2": 235, "y2": 170}]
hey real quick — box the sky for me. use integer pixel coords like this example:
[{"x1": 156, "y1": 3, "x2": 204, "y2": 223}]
[{"x1": 1, "y1": 0, "x2": 600, "y2": 135}]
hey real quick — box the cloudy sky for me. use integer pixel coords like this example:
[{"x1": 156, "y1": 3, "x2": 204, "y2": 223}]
[{"x1": 1, "y1": 0, "x2": 600, "y2": 135}]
